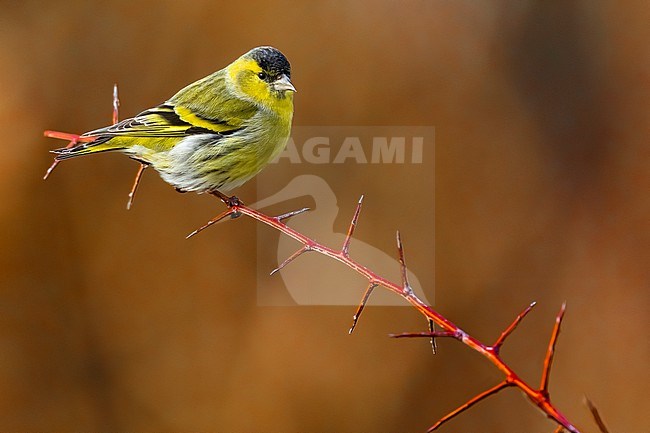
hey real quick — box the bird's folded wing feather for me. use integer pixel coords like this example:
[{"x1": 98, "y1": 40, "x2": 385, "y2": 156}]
[
  {"x1": 80, "y1": 71, "x2": 258, "y2": 139},
  {"x1": 81, "y1": 103, "x2": 250, "y2": 138}
]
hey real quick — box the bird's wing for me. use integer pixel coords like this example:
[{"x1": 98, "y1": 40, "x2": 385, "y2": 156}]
[
  {"x1": 167, "y1": 71, "x2": 259, "y2": 133},
  {"x1": 80, "y1": 104, "x2": 240, "y2": 138},
  {"x1": 81, "y1": 70, "x2": 258, "y2": 138}
]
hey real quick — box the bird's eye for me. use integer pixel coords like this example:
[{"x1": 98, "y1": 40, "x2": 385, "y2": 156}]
[{"x1": 257, "y1": 72, "x2": 268, "y2": 80}]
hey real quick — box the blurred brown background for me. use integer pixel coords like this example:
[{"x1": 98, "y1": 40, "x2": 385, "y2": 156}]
[{"x1": 0, "y1": 1, "x2": 648, "y2": 432}]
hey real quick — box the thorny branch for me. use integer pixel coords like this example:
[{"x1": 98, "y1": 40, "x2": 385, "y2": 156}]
[
  {"x1": 44, "y1": 84, "x2": 149, "y2": 210},
  {"x1": 44, "y1": 86, "x2": 605, "y2": 432},
  {"x1": 188, "y1": 199, "x2": 582, "y2": 432}
]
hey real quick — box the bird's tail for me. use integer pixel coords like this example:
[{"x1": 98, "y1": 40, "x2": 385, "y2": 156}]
[{"x1": 51, "y1": 136, "x2": 123, "y2": 160}]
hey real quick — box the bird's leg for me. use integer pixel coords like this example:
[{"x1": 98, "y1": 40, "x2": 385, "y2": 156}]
[
  {"x1": 126, "y1": 162, "x2": 149, "y2": 210},
  {"x1": 210, "y1": 190, "x2": 243, "y2": 208}
]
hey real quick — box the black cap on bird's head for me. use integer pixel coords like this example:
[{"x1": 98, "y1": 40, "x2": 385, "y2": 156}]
[
  {"x1": 246, "y1": 46, "x2": 295, "y2": 94},
  {"x1": 248, "y1": 46, "x2": 292, "y2": 79}
]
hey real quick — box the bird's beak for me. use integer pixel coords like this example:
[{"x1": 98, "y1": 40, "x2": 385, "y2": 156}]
[{"x1": 273, "y1": 74, "x2": 296, "y2": 93}]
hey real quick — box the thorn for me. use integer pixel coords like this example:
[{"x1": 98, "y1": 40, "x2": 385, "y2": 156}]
[
  {"x1": 112, "y1": 83, "x2": 120, "y2": 125},
  {"x1": 427, "y1": 381, "x2": 511, "y2": 431},
  {"x1": 540, "y1": 302, "x2": 567, "y2": 395},
  {"x1": 274, "y1": 207, "x2": 310, "y2": 222},
  {"x1": 389, "y1": 331, "x2": 459, "y2": 339},
  {"x1": 584, "y1": 396, "x2": 610, "y2": 433},
  {"x1": 126, "y1": 163, "x2": 148, "y2": 210},
  {"x1": 349, "y1": 281, "x2": 377, "y2": 334},
  {"x1": 270, "y1": 246, "x2": 309, "y2": 275},
  {"x1": 342, "y1": 194, "x2": 364, "y2": 257},
  {"x1": 44, "y1": 131, "x2": 97, "y2": 142},
  {"x1": 186, "y1": 208, "x2": 238, "y2": 239},
  {"x1": 493, "y1": 301, "x2": 537, "y2": 351},
  {"x1": 43, "y1": 160, "x2": 60, "y2": 180},
  {"x1": 396, "y1": 231, "x2": 413, "y2": 296},
  {"x1": 44, "y1": 130, "x2": 87, "y2": 141},
  {"x1": 428, "y1": 319, "x2": 437, "y2": 354}
]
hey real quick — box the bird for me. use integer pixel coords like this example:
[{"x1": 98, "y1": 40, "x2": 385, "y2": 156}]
[{"x1": 46, "y1": 46, "x2": 296, "y2": 208}]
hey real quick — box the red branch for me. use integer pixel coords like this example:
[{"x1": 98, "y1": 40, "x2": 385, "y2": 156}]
[
  {"x1": 493, "y1": 301, "x2": 537, "y2": 352},
  {"x1": 427, "y1": 381, "x2": 511, "y2": 432},
  {"x1": 42, "y1": 131, "x2": 93, "y2": 180},
  {"x1": 44, "y1": 86, "x2": 588, "y2": 432},
  {"x1": 187, "y1": 200, "x2": 581, "y2": 432},
  {"x1": 541, "y1": 302, "x2": 566, "y2": 398},
  {"x1": 43, "y1": 126, "x2": 581, "y2": 430},
  {"x1": 44, "y1": 84, "x2": 149, "y2": 210}
]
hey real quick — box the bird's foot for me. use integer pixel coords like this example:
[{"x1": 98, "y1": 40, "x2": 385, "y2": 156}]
[{"x1": 209, "y1": 190, "x2": 243, "y2": 218}]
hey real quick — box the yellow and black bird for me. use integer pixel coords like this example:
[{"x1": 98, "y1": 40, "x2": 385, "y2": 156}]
[{"x1": 47, "y1": 46, "x2": 296, "y2": 207}]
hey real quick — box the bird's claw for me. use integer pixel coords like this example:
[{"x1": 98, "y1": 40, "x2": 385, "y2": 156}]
[{"x1": 209, "y1": 190, "x2": 243, "y2": 209}]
